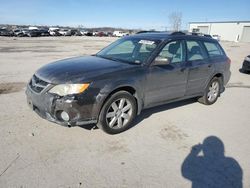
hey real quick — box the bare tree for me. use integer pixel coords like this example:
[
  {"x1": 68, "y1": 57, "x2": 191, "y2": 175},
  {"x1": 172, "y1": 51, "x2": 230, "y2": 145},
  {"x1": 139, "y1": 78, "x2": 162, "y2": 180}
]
[{"x1": 169, "y1": 12, "x2": 182, "y2": 31}]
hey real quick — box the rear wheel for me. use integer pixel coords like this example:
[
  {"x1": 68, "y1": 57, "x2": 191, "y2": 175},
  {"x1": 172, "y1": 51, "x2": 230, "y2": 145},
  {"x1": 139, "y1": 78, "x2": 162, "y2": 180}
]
[
  {"x1": 198, "y1": 77, "x2": 221, "y2": 105},
  {"x1": 97, "y1": 91, "x2": 137, "y2": 134}
]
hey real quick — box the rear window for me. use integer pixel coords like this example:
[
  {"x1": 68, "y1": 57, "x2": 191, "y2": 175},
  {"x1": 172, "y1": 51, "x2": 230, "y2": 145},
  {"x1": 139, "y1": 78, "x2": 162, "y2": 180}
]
[{"x1": 203, "y1": 42, "x2": 224, "y2": 57}]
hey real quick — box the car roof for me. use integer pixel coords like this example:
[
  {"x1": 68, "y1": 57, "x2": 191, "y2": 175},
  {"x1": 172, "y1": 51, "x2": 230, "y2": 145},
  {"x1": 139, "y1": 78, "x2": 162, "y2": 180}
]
[{"x1": 127, "y1": 32, "x2": 218, "y2": 42}]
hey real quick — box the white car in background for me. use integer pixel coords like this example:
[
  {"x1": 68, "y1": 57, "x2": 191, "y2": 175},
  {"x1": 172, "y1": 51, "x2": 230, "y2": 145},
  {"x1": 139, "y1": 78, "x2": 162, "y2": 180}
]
[
  {"x1": 113, "y1": 31, "x2": 128, "y2": 37},
  {"x1": 49, "y1": 27, "x2": 60, "y2": 36},
  {"x1": 58, "y1": 29, "x2": 69, "y2": 36},
  {"x1": 79, "y1": 30, "x2": 88, "y2": 35},
  {"x1": 92, "y1": 31, "x2": 98, "y2": 36}
]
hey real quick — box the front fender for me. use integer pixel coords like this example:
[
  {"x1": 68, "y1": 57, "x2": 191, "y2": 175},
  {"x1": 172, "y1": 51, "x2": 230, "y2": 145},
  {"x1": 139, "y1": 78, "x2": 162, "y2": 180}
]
[{"x1": 91, "y1": 78, "x2": 144, "y2": 120}]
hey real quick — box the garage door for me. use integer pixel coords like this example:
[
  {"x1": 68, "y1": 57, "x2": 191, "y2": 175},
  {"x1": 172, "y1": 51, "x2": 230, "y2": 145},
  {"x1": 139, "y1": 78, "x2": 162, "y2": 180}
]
[
  {"x1": 197, "y1": 26, "x2": 209, "y2": 34},
  {"x1": 241, "y1": 26, "x2": 250, "y2": 42}
]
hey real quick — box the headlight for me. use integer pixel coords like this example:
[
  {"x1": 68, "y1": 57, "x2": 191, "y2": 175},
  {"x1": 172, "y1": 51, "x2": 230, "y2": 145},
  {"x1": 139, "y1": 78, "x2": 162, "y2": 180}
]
[
  {"x1": 245, "y1": 56, "x2": 250, "y2": 62},
  {"x1": 49, "y1": 83, "x2": 89, "y2": 96}
]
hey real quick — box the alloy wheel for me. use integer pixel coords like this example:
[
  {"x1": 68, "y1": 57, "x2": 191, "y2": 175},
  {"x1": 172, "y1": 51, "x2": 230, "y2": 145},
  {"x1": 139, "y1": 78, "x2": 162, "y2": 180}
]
[
  {"x1": 207, "y1": 81, "x2": 219, "y2": 102},
  {"x1": 106, "y1": 98, "x2": 132, "y2": 129}
]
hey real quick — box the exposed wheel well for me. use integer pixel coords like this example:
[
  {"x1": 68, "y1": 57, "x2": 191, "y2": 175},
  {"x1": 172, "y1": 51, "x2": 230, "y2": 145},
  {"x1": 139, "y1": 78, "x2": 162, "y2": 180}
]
[
  {"x1": 109, "y1": 86, "x2": 136, "y2": 96},
  {"x1": 214, "y1": 73, "x2": 223, "y2": 80},
  {"x1": 213, "y1": 73, "x2": 224, "y2": 85}
]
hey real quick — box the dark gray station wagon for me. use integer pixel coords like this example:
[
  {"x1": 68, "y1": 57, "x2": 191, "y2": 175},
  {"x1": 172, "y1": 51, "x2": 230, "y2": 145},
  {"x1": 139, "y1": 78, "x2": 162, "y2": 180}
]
[{"x1": 26, "y1": 32, "x2": 231, "y2": 134}]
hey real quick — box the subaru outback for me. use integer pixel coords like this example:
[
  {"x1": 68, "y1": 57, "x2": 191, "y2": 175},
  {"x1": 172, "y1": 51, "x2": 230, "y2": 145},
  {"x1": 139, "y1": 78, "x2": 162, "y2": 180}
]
[{"x1": 26, "y1": 32, "x2": 231, "y2": 134}]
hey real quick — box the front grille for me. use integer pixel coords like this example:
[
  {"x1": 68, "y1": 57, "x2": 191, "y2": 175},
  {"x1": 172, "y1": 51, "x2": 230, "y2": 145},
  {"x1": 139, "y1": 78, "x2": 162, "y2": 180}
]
[{"x1": 29, "y1": 75, "x2": 49, "y2": 93}]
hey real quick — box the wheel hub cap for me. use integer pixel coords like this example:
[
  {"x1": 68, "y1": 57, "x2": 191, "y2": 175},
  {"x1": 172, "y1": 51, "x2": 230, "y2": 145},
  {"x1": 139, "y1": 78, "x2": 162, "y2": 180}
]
[
  {"x1": 207, "y1": 81, "x2": 219, "y2": 102},
  {"x1": 106, "y1": 98, "x2": 132, "y2": 129}
]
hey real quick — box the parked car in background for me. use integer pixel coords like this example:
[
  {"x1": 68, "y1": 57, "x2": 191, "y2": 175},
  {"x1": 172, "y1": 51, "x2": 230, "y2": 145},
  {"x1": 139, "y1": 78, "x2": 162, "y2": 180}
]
[
  {"x1": 113, "y1": 31, "x2": 129, "y2": 37},
  {"x1": 29, "y1": 26, "x2": 39, "y2": 30},
  {"x1": 96, "y1": 31, "x2": 107, "y2": 37},
  {"x1": 27, "y1": 29, "x2": 42, "y2": 37},
  {"x1": 13, "y1": 29, "x2": 26, "y2": 37},
  {"x1": 0, "y1": 29, "x2": 14, "y2": 36},
  {"x1": 39, "y1": 29, "x2": 50, "y2": 36},
  {"x1": 23, "y1": 29, "x2": 32, "y2": 36},
  {"x1": 26, "y1": 32, "x2": 231, "y2": 134},
  {"x1": 212, "y1": 35, "x2": 221, "y2": 41},
  {"x1": 92, "y1": 31, "x2": 98, "y2": 36},
  {"x1": 79, "y1": 29, "x2": 88, "y2": 35},
  {"x1": 84, "y1": 31, "x2": 93, "y2": 36},
  {"x1": 106, "y1": 32, "x2": 113, "y2": 37},
  {"x1": 70, "y1": 29, "x2": 82, "y2": 36},
  {"x1": 241, "y1": 55, "x2": 250, "y2": 73},
  {"x1": 49, "y1": 28, "x2": 61, "y2": 36},
  {"x1": 58, "y1": 29, "x2": 70, "y2": 36}
]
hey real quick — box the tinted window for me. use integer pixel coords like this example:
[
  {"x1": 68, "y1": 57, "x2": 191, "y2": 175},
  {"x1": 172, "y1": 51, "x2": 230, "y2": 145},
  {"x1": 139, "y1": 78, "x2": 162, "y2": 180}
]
[
  {"x1": 203, "y1": 42, "x2": 223, "y2": 57},
  {"x1": 157, "y1": 40, "x2": 185, "y2": 64},
  {"x1": 187, "y1": 40, "x2": 207, "y2": 61}
]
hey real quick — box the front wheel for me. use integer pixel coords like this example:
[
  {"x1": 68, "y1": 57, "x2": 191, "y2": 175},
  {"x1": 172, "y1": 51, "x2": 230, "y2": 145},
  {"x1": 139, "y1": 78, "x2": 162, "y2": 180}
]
[
  {"x1": 97, "y1": 91, "x2": 137, "y2": 134},
  {"x1": 198, "y1": 77, "x2": 221, "y2": 105}
]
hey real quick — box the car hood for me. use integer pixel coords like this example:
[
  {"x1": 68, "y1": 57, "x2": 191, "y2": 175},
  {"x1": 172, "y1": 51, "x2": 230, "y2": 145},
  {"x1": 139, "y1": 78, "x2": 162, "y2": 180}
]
[{"x1": 36, "y1": 56, "x2": 135, "y2": 84}]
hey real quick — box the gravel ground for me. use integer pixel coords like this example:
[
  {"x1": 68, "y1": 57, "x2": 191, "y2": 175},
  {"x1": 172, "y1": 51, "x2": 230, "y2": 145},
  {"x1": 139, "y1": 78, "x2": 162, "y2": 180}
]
[{"x1": 0, "y1": 36, "x2": 250, "y2": 188}]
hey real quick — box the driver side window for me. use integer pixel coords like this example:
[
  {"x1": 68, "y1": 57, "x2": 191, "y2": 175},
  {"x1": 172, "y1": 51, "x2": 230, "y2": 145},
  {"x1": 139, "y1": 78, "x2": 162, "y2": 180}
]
[{"x1": 157, "y1": 40, "x2": 185, "y2": 64}]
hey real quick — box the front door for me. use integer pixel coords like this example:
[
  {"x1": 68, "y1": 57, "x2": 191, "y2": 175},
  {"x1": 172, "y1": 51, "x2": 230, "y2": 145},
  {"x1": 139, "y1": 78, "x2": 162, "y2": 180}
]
[{"x1": 144, "y1": 40, "x2": 188, "y2": 107}]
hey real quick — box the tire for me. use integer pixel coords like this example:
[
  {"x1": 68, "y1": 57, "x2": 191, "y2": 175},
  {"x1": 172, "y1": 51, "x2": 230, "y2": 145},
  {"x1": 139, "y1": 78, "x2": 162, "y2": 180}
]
[
  {"x1": 97, "y1": 91, "x2": 137, "y2": 134},
  {"x1": 198, "y1": 77, "x2": 221, "y2": 105}
]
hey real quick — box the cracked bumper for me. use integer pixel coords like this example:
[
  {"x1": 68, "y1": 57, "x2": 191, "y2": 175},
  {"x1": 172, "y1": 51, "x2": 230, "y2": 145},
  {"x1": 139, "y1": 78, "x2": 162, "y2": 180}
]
[{"x1": 26, "y1": 85, "x2": 98, "y2": 127}]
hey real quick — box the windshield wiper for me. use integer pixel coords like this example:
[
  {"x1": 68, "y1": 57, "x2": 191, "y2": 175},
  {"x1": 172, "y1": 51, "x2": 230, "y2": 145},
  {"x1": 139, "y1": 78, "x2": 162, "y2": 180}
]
[{"x1": 97, "y1": 55, "x2": 120, "y2": 62}]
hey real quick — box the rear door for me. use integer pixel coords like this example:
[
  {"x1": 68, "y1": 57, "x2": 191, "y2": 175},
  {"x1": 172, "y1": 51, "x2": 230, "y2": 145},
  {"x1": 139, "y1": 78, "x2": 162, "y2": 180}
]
[
  {"x1": 144, "y1": 40, "x2": 188, "y2": 107},
  {"x1": 185, "y1": 40, "x2": 215, "y2": 96}
]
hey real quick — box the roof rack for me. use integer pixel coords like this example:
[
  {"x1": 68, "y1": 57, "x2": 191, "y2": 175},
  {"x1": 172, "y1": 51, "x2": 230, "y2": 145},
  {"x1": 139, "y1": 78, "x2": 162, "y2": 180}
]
[
  {"x1": 170, "y1": 31, "x2": 212, "y2": 38},
  {"x1": 171, "y1": 31, "x2": 186, "y2": 35}
]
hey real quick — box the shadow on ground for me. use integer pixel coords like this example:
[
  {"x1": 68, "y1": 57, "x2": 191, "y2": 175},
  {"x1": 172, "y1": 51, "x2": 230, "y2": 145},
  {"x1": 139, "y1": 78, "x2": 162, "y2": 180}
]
[{"x1": 182, "y1": 136, "x2": 243, "y2": 188}]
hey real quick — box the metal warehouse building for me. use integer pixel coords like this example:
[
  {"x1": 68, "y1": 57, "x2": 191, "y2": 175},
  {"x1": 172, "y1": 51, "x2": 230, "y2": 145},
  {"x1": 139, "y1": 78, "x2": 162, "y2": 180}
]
[{"x1": 189, "y1": 21, "x2": 250, "y2": 42}]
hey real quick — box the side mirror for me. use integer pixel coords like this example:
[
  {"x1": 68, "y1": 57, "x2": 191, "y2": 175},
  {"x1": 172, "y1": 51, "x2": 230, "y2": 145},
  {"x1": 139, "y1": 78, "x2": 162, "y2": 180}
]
[{"x1": 154, "y1": 57, "x2": 170, "y2": 65}]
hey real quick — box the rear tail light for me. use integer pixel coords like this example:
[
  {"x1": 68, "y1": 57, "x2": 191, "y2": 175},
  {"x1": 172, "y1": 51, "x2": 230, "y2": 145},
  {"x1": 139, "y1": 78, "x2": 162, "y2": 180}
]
[{"x1": 227, "y1": 58, "x2": 231, "y2": 64}]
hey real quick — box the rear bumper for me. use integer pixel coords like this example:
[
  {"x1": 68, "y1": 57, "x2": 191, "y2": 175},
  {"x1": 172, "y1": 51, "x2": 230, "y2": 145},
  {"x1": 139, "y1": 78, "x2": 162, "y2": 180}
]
[{"x1": 26, "y1": 85, "x2": 98, "y2": 127}]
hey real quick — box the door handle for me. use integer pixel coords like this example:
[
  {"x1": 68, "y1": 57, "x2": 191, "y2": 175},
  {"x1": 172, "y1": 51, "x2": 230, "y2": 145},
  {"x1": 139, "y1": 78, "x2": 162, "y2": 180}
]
[{"x1": 208, "y1": 64, "x2": 212, "y2": 68}]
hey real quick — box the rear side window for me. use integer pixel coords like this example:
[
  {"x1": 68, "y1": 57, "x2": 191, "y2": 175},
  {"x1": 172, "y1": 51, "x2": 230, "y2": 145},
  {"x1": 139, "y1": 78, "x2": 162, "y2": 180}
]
[
  {"x1": 186, "y1": 40, "x2": 207, "y2": 61},
  {"x1": 203, "y1": 42, "x2": 224, "y2": 57}
]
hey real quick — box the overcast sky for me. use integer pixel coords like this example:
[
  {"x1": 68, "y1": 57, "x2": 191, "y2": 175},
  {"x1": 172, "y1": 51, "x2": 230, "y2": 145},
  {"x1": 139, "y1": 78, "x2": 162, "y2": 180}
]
[{"x1": 0, "y1": 0, "x2": 249, "y2": 30}]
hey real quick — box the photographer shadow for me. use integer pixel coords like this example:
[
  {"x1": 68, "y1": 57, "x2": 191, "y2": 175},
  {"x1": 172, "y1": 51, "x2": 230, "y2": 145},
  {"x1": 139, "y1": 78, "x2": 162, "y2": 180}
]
[{"x1": 181, "y1": 136, "x2": 243, "y2": 188}]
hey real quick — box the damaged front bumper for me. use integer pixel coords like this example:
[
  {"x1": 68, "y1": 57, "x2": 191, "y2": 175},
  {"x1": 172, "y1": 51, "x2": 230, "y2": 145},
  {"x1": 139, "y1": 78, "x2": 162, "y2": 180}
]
[{"x1": 26, "y1": 83, "x2": 98, "y2": 127}]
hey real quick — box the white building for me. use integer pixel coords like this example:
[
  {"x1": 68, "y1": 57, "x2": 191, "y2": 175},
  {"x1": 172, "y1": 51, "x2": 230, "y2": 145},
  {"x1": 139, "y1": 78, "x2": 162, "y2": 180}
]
[{"x1": 189, "y1": 21, "x2": 250, "y2": 42}]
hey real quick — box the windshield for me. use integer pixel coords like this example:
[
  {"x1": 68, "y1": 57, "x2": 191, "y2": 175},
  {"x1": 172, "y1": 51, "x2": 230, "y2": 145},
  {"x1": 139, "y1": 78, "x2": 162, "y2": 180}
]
[{"x1": 96, "y1": 38, "x2": 160, "y2": 64}]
